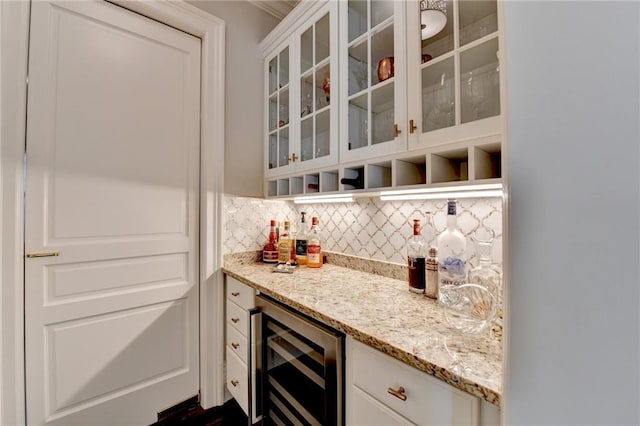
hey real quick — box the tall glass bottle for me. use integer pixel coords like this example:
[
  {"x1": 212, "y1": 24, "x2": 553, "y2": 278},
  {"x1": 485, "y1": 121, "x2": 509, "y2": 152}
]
[
  {"x1": 294, "y1": 212, "x2": 309, "y2": 265},
  {"x1": 467, "y1": 227, "x2": 501, "y2": 300},
  {"x1": 437, "y1": 199, "x2": 467, "y2": 305},
  {"x1": 307, "y1": 217, "x2": 322, "y2": 268},
  {"x1": 407, "y1": 219, "x2": 426, "y2": 293}
]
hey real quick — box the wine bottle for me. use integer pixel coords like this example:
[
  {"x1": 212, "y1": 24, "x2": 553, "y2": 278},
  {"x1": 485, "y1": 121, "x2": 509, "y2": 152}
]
[
  {"x1": 340, "y1": 168, "x2": 364, "y2": 189},
  {"x1": 437, "y1": 199, "x2": 467, "y2": 305},
  {"x1": 307, "y1": 217, "x2": 322, "y2": 268},
  {"x1": 407, "y1": 219, "x2": 426, "y2": 293},
  {"x1": 307, "y1": 183, "x2": 319, "y2": 190}
]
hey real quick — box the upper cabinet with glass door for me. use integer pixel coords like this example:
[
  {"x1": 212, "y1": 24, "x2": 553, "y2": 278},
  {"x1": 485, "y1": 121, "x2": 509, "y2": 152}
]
[
  {"x1": 339, "y1": 0, "x2": 407, "y2": 163},
  {"x1": 406, "y1": 0, "x2": 501, "y2": 148},
  {"x1": 297, "y1": 6, "x2": 338, "y2": 173},
  {"x1": 266, "y1": 46, "x2": 293, "y2": 176},
  {"x1": 264, "y1": 2, "x2": 338, "y2": 180}
]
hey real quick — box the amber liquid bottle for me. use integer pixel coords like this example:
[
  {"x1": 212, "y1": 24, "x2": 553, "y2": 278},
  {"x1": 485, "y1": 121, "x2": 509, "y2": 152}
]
[{"x1": 306, "y1": 217, "x2": 322, "y2": 268}]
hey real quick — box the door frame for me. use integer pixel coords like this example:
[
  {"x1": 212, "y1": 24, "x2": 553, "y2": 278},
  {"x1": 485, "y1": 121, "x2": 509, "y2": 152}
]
[{"x1": 0, "y1": 1, "x2": 226, "y2": 424}]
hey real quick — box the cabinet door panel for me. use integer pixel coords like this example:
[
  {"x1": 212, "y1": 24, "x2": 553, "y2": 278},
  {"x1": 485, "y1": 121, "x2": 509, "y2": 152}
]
[{"x1": 348, "y1": 385, "x2": 415, "y2": 425}]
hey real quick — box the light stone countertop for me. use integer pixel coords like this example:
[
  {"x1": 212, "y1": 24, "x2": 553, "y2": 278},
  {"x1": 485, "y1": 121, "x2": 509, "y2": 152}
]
[{"x1": 222, "y1": 251, "x2": 502, "y2": 406}]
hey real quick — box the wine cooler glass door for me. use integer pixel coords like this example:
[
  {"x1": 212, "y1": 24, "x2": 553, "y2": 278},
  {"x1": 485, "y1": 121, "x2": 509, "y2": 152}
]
[{"x1": 255, "y1": 295, "x2": 343, "y2": 426}]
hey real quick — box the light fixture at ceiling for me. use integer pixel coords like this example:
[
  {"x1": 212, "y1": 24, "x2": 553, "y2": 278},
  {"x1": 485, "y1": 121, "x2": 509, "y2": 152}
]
[{"x1": 420, "y1": 0, "x2": 447, "y2": 40}]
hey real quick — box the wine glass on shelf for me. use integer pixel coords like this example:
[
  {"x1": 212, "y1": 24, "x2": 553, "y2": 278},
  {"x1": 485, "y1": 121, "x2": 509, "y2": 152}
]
[{"x1": 466, "y1": 70, "x2": 485, "y2": 119}]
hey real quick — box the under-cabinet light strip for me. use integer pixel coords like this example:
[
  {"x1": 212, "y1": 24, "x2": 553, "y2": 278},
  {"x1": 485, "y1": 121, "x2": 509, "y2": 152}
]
[
  {"x1": 380, "y1": 189, "x2": 504, "y2": 201},
  {"x1": 293, "y1": 195, "x2": 354, "y2": 204},
  {"x1": 379, "y1": 183, "x2": 503, "y2": 197}
]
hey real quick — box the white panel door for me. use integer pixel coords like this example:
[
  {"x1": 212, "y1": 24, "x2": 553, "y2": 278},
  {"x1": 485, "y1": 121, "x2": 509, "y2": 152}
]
[{"x1": 24, "y1": 1, "x2": 201, "y2": 425}]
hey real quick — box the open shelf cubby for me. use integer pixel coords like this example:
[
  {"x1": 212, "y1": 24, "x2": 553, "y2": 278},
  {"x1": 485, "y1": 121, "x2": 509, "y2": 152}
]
[
  {"x1": 277, "y1": 178, "x2": 290, "y2": 196},
  {"x1": 320, "y1": 170, "x2": 339, "y2": 192},
  {"x1": 304, "y1": 173, "x2": 320, "y2": 193},
  {"x1": 367, "y1": 161, "x2": 392, "y2": 189},
  {"x1": 474, "y1": 142, "x2": 501, "y2": 180},
  {"x1": 431, "y1": 148, "x2": 469, "y2": 183},
  {"x1": 396, "y1": 156, "x2": 427, "y2": 186},
  {"x1": 290, "y1": 176, "x2": 304, "y2": 195},
  {"x1": 342, "y1": 166, "x2": 365, "y2": 190},
  {"x1": 267, "y1": 180, "x2": 278, "y2": 197}
]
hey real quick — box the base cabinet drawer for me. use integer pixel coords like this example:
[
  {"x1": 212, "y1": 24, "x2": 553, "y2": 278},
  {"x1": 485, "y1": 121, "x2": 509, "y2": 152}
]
[
  {"x1": 347, "y1": 338, "x2": 480, "y2": 426},
  {"x1": 226, "y1": 347, "x2": 249, "y2": 414},
  {"x1": 348, "y1": 385, "x2": 415, "y2": 425}
]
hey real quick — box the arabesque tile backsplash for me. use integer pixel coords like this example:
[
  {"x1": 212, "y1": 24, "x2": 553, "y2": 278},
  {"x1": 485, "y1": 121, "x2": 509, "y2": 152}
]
[{"x1": 222, "y1": 195, "x2": 502, "y2": 269}]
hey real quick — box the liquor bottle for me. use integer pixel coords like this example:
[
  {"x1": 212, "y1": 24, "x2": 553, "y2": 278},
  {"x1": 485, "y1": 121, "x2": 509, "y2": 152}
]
[
  {"x1": 340, "y1": 168, "x2": 364, "y2": 189},
  {"x1": 437, "y1": 199, "x2": 467, "y2": 305},
  {"x1": 278, "y1": 221, "x2": 293, "y2": 265},
  {"x1": 262, "y1": 220, "x2": 279, "y2": 263},
  {"x1": 294, "y1": 212, "x2": 309, "y2": 265},
  {"x1": 407, "y1": 219, "x2": 426, "y2": 293},
  {"x1": 425, "y1": 247, "x2": 439, "y2": 299},
  {"x1": 306, "y1": 217, "x2": 322, "y2": 268}
]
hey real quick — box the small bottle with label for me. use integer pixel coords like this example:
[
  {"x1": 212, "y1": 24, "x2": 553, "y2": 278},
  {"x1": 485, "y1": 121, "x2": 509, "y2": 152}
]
[
  {"x1": 407, "y1": 219, "x2": 426, "y2": 293},
  {"x1": 262, "y1": 220, "x2": 279, "y2": 263},
  {"x1": 306, "y1": 217, "x2": 322, "y2": 268},
  {"x1": 277, "y1": 221, "x2": 293, "y2": 265},
  {"x1": 425, "y1": 247, "x2": 438, "y2": 299}
]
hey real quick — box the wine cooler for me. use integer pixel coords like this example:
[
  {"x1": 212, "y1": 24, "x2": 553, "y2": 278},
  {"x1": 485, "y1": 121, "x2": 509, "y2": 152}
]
[{"x1": 252, "y1": 294, "x2": 344, "y2": 425}]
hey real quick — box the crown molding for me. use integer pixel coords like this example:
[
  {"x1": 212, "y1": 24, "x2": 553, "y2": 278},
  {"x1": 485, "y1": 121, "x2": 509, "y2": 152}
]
[{"x1": 247, "y1": 0, "x2": 298, "y2": 20}]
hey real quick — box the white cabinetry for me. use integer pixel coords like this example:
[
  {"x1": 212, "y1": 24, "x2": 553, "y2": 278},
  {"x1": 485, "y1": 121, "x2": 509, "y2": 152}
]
[
  {"x1": 263, "y1": 0, "x2": 504, "y2": 198},
  {"x1": 346, "y1": 337, "x2": 500, "y2": 426},
  {"x1": 263, "y1": 1, "x2": 339, "y2": 197},
  {"x1": 225, "y1": 276, "x2": 257, "y2": 420}
]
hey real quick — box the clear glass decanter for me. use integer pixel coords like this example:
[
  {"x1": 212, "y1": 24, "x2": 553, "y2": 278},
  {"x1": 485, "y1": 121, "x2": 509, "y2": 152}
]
[{"x1": 467, "y1": 227, "x2": 501, "y2": 302}]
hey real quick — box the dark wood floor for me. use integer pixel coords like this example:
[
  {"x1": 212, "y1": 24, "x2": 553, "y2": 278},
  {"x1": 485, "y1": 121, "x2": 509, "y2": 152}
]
[{"x1": 152, "y1": 398, "x2": 248, "y2": 426}]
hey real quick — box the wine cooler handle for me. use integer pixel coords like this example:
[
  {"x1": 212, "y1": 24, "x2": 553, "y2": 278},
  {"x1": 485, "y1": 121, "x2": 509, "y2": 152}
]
[
  {"x1": 394, "y1": 124, "x2": 402, "y2": 137},
  {"x1": 249, "y1": 307, "x2": 263, "y2": 423},
  {"x1": 387, "y1": 386, "x2": 407, "y2": 401}
]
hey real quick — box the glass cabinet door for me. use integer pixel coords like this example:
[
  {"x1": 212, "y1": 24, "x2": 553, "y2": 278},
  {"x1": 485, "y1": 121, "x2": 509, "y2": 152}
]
[
  {"x1": 267, "y1": 47, "x2": 292, "y2": 173},
  {"x1": 299, "y1": 12, "x2": 333, "y2": 167},
  {"x1": 408, "y1": 0, "x2": 501, "y2": 147},
  {"x1": 341, "y1": 0, "x2": 406, "y2": 162}
]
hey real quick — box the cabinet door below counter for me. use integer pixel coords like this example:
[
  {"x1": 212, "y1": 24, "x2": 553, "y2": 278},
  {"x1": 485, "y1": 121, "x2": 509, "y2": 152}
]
[{"x1": 346, "y1": 337, "x2": 500, "y2": 426}]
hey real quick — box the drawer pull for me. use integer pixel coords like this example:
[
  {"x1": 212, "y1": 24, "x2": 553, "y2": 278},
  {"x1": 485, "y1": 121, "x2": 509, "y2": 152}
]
[
  {"x1": 231, "y1": 291, "x2": 240, "y2": 297},
  {"x1": 230, "y1": 380, "x2": 239, "y2": 387},
  {"x1": 387, "y1": 386, "x2": 407, "y2": 401},
  {"x1": 231, "y1": 342, "x2": 240, "y2": 349},
  {"x1": 231, "y1": 317, "x2": 240, "y2": 323}
]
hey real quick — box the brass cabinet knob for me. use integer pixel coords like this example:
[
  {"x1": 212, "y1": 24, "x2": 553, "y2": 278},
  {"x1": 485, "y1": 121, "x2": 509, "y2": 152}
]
[
  {"x1": 230, "y1": 380, "x2": 239, "y2": 387},
  {"x1": 231, "y1": 342, "x2": 239, "y2": 349},
  {"x1": 231, "y1": 292, "x2": 240, "y2": 297},
  {"x1": 387, "y1": 386, "x2": 407, "y2": 401},
  {"x1": 231, "y1": 317, "x2": 239, "y2": 323},
  {"x1": 394, "y1": 124, "x2": 402, "y2": 137}
]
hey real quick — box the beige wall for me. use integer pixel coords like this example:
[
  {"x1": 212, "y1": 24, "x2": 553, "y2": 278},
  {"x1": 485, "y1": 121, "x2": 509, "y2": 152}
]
[{"x1": 189, "y1": 1, "x2": 279, "y2": 197}]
